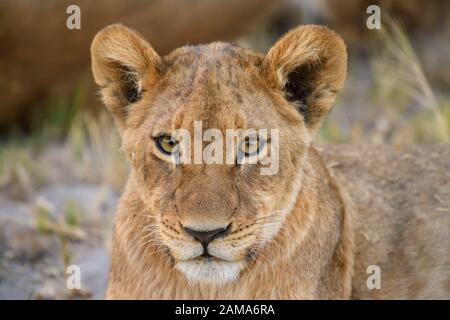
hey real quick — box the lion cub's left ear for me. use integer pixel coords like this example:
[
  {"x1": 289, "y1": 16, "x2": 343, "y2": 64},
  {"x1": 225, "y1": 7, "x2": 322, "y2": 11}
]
[
  {"x1": 91, "y1": 24, "x2": 161, "y2": 130},
  {"x1": 265, "y1": 25, "x2": 347, "y2": 133}
]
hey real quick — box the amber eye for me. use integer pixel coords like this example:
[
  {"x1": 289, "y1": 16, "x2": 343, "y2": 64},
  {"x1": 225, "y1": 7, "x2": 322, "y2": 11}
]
[
  {"x1": 156, "y1": 135, "x2": 179, "y2": 155},
  {"x1": 239, "y1": 136, "x2": 265, "y2": 157}
]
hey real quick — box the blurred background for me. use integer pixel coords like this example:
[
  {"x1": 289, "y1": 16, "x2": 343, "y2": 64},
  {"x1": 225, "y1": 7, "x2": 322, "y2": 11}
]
[{"x1": 0, "y1": 0, "x2": 449, "y2": 299}]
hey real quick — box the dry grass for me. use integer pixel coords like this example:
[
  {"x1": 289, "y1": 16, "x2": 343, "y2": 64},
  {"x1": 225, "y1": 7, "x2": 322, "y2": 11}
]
[
  {"x1": 318, "y1": 17, "x2": 450, "y2": 144},
  {"x1": 66, "y1": 112, "x2": 128, "y2": 190},
  {"x1": 0, "y1": 108, "x2": 127, "y2": 199},
  {"x1": 372, "y1": 16, "x2": 449, "y2": 143}
]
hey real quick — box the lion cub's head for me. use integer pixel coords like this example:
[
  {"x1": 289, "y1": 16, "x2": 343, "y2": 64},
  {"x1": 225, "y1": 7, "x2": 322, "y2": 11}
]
[{"x1": 91, "y1": 24, "x2": 346, "y2": 285}]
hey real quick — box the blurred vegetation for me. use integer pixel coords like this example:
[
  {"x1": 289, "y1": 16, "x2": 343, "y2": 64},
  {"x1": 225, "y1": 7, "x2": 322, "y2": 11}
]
[
  {"x1": 0, "y1": 79, "x2": 127, "y2": 195},
  {"x1": 317, "y1": 16, "x2": 450, "y2": 144}
]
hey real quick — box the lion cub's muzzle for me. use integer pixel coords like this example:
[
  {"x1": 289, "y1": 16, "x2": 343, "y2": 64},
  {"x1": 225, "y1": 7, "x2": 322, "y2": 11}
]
[{"x1": 183, "y1": 224, "x2": 231, "y2": 257}]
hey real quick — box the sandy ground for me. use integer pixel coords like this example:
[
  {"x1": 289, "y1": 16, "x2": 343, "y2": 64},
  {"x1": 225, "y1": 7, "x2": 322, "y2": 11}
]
[{"x1": 0, "y1": 184, "x2": 116, "y2": 299}]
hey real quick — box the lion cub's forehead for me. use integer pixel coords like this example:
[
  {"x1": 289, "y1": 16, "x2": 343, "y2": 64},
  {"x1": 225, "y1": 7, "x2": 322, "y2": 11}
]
[
  {"x1": 162, "y1": 42, "x2": 264, "y2": 91},
  {"x1": 165, "y1": 42, "x2": 263, "y2": 70},
  {"x1": 150, "y1": 43, "x2": 274, "y2": 132}
]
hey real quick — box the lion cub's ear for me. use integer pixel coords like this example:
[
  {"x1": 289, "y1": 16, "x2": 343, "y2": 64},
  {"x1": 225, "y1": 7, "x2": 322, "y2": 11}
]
[
  {"x1": 91, "y1": 24, "x2": 161, "y2": 129},
  {"x1": 265, "y1": 25, "x2": 347, "y2": 133}
]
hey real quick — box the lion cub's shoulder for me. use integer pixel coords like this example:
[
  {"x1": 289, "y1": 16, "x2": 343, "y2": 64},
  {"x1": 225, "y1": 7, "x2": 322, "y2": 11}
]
[{"x1": 322, "y1": 144, "x2": 450, "y2": 299}]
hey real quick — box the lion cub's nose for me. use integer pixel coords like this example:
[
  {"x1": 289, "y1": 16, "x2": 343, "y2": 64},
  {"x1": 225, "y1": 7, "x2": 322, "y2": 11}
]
[{"x1": 184, "y1": 227, "x2": 228, "y2": 250}]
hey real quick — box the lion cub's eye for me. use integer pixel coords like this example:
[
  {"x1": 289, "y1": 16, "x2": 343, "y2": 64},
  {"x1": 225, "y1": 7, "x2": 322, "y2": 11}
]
[
  {"x1": 239, "y1": 136, "x2": 265, "y2": 157},
  {"x1": 155, "y1": 135, "x2": 179, "y2": 155}
]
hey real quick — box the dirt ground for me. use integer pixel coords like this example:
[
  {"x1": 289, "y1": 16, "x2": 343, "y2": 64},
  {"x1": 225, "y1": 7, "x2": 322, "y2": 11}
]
[{"x1": 0, "y1": 184, "x2": 115, "y2": 299}]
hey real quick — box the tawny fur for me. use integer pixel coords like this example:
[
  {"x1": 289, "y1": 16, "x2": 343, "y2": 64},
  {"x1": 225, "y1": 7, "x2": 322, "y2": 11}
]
[{"x1": 91, "y1": 24, "x2": 449, "y2": 299}]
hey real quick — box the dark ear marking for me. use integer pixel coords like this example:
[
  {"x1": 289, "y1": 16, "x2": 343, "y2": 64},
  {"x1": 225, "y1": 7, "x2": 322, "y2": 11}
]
[
  {"x1": 117, "y1": 64, "x2": 142, "y2": 104},
  {"x1": 283, "y1": 59, "x2": 330, "y2": 123},
  {"x1": 284, "y1": 63, "x2": 317, "y2": 122}
]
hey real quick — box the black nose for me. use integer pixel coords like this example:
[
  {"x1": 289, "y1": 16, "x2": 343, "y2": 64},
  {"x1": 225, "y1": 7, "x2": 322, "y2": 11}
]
[{"x1": 184, "y1": 227, "x2": 228, "y2": 249}]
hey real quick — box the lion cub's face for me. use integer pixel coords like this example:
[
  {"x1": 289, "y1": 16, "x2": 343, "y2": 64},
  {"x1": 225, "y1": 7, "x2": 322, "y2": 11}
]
[{"x1": 92, "y1": 24, "x2": 346, "y2": 285}]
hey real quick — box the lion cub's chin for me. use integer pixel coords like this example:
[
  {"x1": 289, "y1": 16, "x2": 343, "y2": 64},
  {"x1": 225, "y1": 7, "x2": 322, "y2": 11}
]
[{"x1": 176, "y1": 258, "x2": 244, "y2": 286}]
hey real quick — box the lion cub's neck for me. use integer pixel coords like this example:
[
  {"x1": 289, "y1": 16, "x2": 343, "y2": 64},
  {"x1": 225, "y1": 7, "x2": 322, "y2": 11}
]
[{"x1": 107, "y1": 147, "x2": 354, "y2": 299}]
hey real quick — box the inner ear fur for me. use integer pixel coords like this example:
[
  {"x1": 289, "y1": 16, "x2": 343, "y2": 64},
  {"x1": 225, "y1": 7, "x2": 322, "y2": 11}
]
[
  {"x1": 91, "y1": 24, "x2": 161, "y2": 128},
  {"x1": 265, "y1": 25, "x2": 347, "y2": 132}
]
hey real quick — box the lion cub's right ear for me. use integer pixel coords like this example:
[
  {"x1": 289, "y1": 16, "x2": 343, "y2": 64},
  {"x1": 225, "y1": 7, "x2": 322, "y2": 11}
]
[
  {"x1": 265, "y1": 25, "x2": 347, "y2": 134},
  {"x1": 91, "y1": 24, "x2": 161, "y2": 129}
]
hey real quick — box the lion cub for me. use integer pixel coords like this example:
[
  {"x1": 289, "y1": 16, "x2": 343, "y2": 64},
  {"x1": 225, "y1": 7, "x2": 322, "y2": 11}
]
[{"x1": 91, "y1": 24, "x2": 449, "y2": 299}]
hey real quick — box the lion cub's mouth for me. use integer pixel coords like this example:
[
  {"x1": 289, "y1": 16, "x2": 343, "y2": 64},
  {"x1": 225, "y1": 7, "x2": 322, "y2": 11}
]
[
  {"x1": 199, "y1": 253, "x2": 219, "y2": 261},
  {"x1": 191, "y1": 255, "x2": 223, "y2": 262},
  {"x1": 180, "y1": 252, "x2": 231, "y2": 263},
  {"x1": 201, "y1": 251, "x2": 214, "y2": 258}
]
